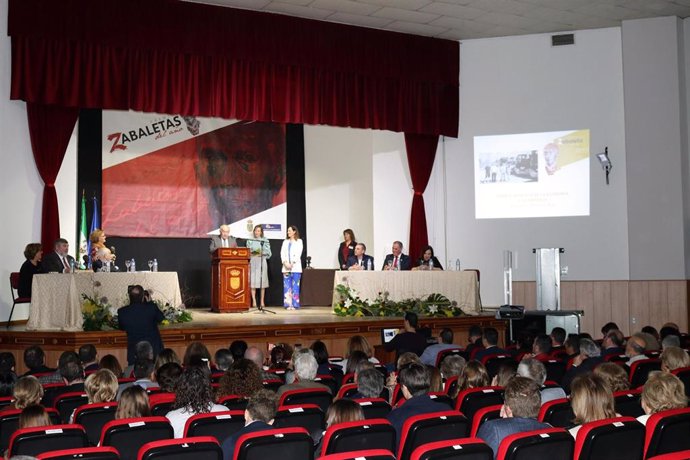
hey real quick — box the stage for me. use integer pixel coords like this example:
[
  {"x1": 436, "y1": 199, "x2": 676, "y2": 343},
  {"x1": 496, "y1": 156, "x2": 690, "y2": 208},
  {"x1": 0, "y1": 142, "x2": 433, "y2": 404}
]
[{"x1": 2, "y1": 307, "x2": 505, "y2": 374}]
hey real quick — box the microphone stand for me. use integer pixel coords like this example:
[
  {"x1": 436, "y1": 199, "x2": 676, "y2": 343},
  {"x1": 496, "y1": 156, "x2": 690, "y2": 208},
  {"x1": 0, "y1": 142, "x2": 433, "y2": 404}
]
[{"x1": 246, "y1": 237, "x2": 276, "y2": 315}]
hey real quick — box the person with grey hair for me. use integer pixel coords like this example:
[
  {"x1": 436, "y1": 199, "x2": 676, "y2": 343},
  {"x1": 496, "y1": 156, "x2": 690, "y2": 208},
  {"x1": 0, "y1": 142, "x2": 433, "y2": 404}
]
[
  {"x1": 277, "y1": 351, "x2": 331, "y2": 396},
  {"x1": 518, "y1": 358, "x2": 566, "y2": 404},
  {"x1": 245, "y1": 346, "x2": 279, "y2": 380},
  {"x1": 561, "y1": 338, "x2": 604, "y2": 393},
  {"x1": 661, "y1": 335, "x2": 681, "y2": 350},
  {"x1": 350, "y1": 368, "x2": 384, "y2": 399},
  {"x1": 123, "y1": 341, "x2": 155, "y2": 377},
  {"x1": 626, "y1": 333, "x2": 648, "y2": 367},
  {"x1": 440, "y1": 355, "x2": 466, "y2": 379}
]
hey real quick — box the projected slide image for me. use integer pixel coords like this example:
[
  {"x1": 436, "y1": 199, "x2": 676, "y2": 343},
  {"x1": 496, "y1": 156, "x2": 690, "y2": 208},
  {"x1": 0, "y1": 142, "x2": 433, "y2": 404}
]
[{"x1": 474, "y1": 129, "x2": 590, "y2": 219}]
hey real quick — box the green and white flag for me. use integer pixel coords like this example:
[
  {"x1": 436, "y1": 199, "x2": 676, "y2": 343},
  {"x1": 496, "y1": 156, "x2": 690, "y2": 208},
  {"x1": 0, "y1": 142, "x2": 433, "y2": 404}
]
[{"x1": 77, "y1": 192, "x2": 88, "y2": 269}]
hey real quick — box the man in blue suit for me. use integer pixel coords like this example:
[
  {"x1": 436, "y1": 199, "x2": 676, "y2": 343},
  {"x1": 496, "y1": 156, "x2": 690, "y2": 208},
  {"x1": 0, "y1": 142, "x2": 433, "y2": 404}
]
[
  {"x1": 117, "y1": 284, "x2": 164, "y2": 365},
  {"x1": 347, "y1": 243, "x2": 375, "y2": 270},
  {"x1": 222, "y1": 389, "x2": 277, "y2": 460},
  {"x1": 381, "y1": 241, "x2": 411, "y2": 270}
]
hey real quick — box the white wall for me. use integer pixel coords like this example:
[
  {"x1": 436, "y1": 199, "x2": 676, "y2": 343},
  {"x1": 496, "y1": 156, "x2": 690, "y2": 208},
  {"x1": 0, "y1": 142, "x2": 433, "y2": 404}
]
[{"x1": 450, "y1": 27, "x2": 629, "y2": 306}]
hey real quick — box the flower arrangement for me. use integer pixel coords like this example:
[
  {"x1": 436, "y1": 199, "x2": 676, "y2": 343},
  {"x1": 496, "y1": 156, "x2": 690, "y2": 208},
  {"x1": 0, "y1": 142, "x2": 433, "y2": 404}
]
[{"x1": 333, "y1": 284, "x2": 462, "y2": 318}]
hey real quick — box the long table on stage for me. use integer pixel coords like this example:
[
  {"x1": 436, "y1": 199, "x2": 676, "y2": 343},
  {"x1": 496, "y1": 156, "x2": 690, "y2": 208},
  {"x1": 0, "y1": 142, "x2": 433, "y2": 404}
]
[
  {"x1": 332, "y1": 270, "x2": 481, "y2": 315},
  {"x1": 27, "y1": 272, "x2": 183, "y2": 331}
]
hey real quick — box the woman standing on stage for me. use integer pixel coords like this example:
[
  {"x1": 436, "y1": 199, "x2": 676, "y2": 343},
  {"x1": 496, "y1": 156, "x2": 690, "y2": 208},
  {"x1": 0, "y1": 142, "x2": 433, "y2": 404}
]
[
  {"x1": 337, "y1": 229, "x2": 357, "y2": 270},
  {"x1": 281, "y1": 225, "x2": 303, "y2": 311},
  {"x1": 247, "y1": 224, "x2": 271, "y2": 309}
]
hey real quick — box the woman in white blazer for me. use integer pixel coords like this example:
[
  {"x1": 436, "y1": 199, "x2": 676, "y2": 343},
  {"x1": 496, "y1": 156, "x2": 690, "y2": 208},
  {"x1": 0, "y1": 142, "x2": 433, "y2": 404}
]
[{"x1": 280, "y1": 225, "x2": 303, "y2": 310}]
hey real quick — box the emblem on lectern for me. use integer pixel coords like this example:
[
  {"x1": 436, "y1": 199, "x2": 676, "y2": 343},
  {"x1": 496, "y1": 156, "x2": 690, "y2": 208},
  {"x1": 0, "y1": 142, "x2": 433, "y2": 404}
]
[{"x1": 230, "y1": 269, "x2": 241, "y2": 290}]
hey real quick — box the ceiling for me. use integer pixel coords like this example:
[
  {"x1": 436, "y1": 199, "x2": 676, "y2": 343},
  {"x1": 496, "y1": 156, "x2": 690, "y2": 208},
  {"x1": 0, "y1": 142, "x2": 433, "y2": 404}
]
[{"x1": 185, "y1": 0, "x2": 690, "y2": 40}]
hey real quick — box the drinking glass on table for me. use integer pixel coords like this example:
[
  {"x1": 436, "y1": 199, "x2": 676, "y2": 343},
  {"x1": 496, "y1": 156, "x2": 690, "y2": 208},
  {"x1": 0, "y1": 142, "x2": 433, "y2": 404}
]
[
  {"x1": 148, "y1": 260, "x2": 154, "y2": 271},
  {"x1": 125, "y1": 259, "x2": 131, "y2": 272}
]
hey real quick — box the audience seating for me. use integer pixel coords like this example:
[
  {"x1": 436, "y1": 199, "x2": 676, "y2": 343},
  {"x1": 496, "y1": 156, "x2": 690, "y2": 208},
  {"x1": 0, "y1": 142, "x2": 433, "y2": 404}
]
[
  {"x1": 279, "y1": 387, "x2": 332, "y2": 413},
  {"x1": 273, "y1": 404, "x2": 325, "y2": 443},
  {"x1": 217, "y1": 394, "x2": 249, "y2": 411},
  {"x1": 329, "y1": 365, "x2": 345, "y2": 389},
  {"x1": 481, "y1": 355, "x2": 516, "y2": 380},
  {"x1": 435, "y1": 348, "x2": 465, "y2": 368},
  {"x1": 573, "y1": 416, "x2": 645, "y2": 460},
  {"x1": 670, "y1": 367, "x2": 690, "y2": 398},
  {"x1": 644, "y1": 407, "x2": 690, "y2": 459},
  {"x1": 443, "y1": 376, "x2": 458, "y2": 397},
  {"x1": 8, "y1": 424, "x2": 88, "y2": 458},
  {"x1": 342, "y1": 373, "x2": 356, "y2": 385},
  {"x1": 410, "y1": 438, "x2": 494, "y2": 460},
  {"x1": 315, "y1": 374, "x2": 339, "y2": 394},
  {"x1": 537, "y1": 398, "x2": 575, "y2": 428},
  {"x1": 603, "y1": 354, "x2": 628, "y2": 364},
  {"x1": 428, "y1": 393, "x2": 454, "y2": 409},
  {"x1": 262, "y1": 379, "x2": 283, "y2": 392},
  {"x1": 36, "y1": 446, "x2": 120, "y2": 460},
  {"x1": 8, "y1": 271, "x2": 30, "y2": 328},
  {"x1": 647, "y1": 450, "x2": 690, "y2": 460},
  {"x1": 454, "y1": 386, "x2": 504, "y2": 425},
  {"x1": 234, "y1": 427, "x2": 313, "y2": 460},
  {"x1": 543, "y1": 360, "x2": 567, "y2": 384},
  {"x1": 0, "y1": 396, "x2": 12, "y2": 410},
  {"x1": 318, "y1": 449, "x2": 396, "y2": 460},
  {"x1": 397, "y1": 411, "x2": 470, "y2": 460},
  {"x1": 100, "y1": 416, "x2": 174, "y2": 460},
  {"x1": 613, "y1": 388, "x2": 644, "y2": 418},
  {"x1": 73, "y1": 401, "x2": 119, "y2": 446},
  {"x1": 496, "y1": 427, "x2": 574, "y2": 460},
  {"x1": 470, "y1": 404, "x2": 502, "y2": 437},
  {"x1": 354, "y1": 398, "x2": 392, "y2": 419},
  {"x1": 149, "y1": 393, "x2": 176, "y2": 416},
  {"x1": 0, "y1": 407, "x2": 61, "y2": 451},
  {"x1": 391, "y1": 384, "x2": 405, "y2": 407},
  {"x1": 629, "y1": 359, "x2": 662, "y2": 389},
  {"x1": 336, "y1": 383, "x2": 359, "y2": 399},
  {"x1": 320, "y1": 419, "x2": 396, "y2": 456},
  {"x1": 138, "y1": 436, "x2": 222, "y2": 460},
  {"x1": 54, "y1": 391, "x2": 90, "y2": 422},
  {"x1": 182, "y1": 410, "x2": 245, "y2": 445}
]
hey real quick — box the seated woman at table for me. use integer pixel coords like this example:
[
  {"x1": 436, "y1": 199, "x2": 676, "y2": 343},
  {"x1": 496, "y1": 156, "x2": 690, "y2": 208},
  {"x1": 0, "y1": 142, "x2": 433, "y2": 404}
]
[
  {"x1": 90, "y1": 229, "x2": 115, "y2": 271},
  {"x1": 18, "y1": 243, "x2": 43, "y2": 298},
  {"x1": 337, "y1": 229, "x2": 357, "y2": 270},
  {"x1": 412, "y1": 245, "x2": 443, "y2": 271}
]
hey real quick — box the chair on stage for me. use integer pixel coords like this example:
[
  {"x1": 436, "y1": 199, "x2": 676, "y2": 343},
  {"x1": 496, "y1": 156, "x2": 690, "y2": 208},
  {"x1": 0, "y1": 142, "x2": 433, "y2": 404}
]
[
  {"x1": 138, "y1": 436, "x2": 223, "y2": 460},
  {"x1": 397, "y1": 411, "x2": 470, "y2": 460},
  {"x1": 273, "y1": 404, "x2": 325, "y2": 444},
  {"x1": 496, "y1": 427, "x2": 573, "y2": 460},
  {"x1": 183, "y1": 410, "x2": 246, "y2": 445},
  {"x1": 410, "y1": 438, "x2": 493, "y2": 460},
  {"x1": 100, "y1": 416, "x2": 173, "y2": 460},
  {"x1": 8, "y1": 424, "x2": 88, "y2": 458},
  {"x1": 36, "y1": 446, "x2": 120, "y2": 460},
  {"x1": 8, "y1": 272, "x2": 30, "y2": 328},
  {"x1": 234, "y1": 427, "x2": 313, "y2": 460}
]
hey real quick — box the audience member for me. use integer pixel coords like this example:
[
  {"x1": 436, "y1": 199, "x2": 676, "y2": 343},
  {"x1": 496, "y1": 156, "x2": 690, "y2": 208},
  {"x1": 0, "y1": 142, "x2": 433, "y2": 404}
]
[
  {"x1": 3, "y1": 376, "x2": 43, "y2": 412},
  {"x1": 311, "y1": 340, "x2": 331, "y2": 375},
  {"x1": 214, "y1": 348, "x2": 234, "y2": 372},
  {"x1": 42, "y1": 359, "x2": 84, "y2": 407},
  {"x1": 517, "y1": 358, "x2": 566, "y2": 404},
  {"x1": 345, "y1": 351, "x2": 370, "y2": 376},
  {"x1": 625, "y1": 333, "x2": 648, "y2": 367},
  {"x1": 662, "y1": 334, "x2": 681, "y2": 350},
  {"x1": 642, "y1": 326, "x2": 661, "y2": 344},
  {"x1": 18, "y1": 243, "x2": 43, "y2": 298},
  {"x1": 245, "y1": 347, "x2": 279, "y2": 381},
  {"x1": 530, "y1": 334, "x2": 552, "y2": 362},
  {"x1": 601, "y1": 322, "x2": 620, "y2": 338},
  {"x1": 123, "y1": 341, "x2": 154, "y2": 377},
  {"x1": 477, "y1": 376, "x2": 550, "y2": 458},
  {"x1": 349, "y1": 368, "x2": 384, "y2": 399},
  {"x1": 18, "y1": 404, "x2": 51, "y2": 429},
  {"x1": 84, "y1": 369, "x2": 118, "y2": 404},
  {"x1": 550, "y1": 327, "x2": 566, "y2": 350},
  {"x1": 491, "y1": 361, "x2": 518, "y2": 387},
  {"x1": 564, "y1": 334, "x2": 580, "y2": 358},
  {"x1": 166, "y1": 366, "x2": 226, "y2": 438},
  {"x1": 277, "y1": 352, "x2": 331, "y2": 396},
  {"x1": 118, "y1": 284, "x2": 164, "y2": 366},
  {"x1": 315, "y1": 399, "x2": 366, "y2": 456},
  {"x1": 568, "y1": 373, "x2": 617, "y2": 438},
  {"x1": 268, "y1": 345, "x2": 290, "y2": 371},
  {"x1": 22, "y1": 346, "x2": 54, "y2": 377},
  {"x1": 386, "y1": 363, "x2": 455, "y2": 442},
  {"x1": 78, "y1": 344, "x2": 99, "y2": 373},
  {"x1": 117, "y1": 358, "x2": 156, "y2": 399},
  {"x1": 0, "y1": 353, "x2": 18, "y2": 397},
  {"x1": 660, "y1": 324, "x2": 681, "y2": 342},
  {"x1": 593, "y1": 363, "x2": 630, "y2": 393},
  {"x1": 454, "y1": 361, "x2": 490, "y2": 398},
  {"x1": 661, "y1": 346, "x2": 690, "y2": 372},
  {"x1": 39, "y1": 351, "x2": 79, "y2": 385},
  {"x1": 474, "y1": 328, "x2": 509, "y2": 361},
  {"x1": 220, "y1": 389, "x2": 278, "y2": 459},
  {"x1": 428, "y1": 366, "x2": 443, "y2": 393},
  {"x1": 217, "y1": 359, "x2": 263, "y2": 399},
  {"x1": 440, "y1": 355, "x2": 466, "y2": 380},
  {"x1": 383, "y1": 312, "x2": 428, "y2": 358},
  {"x1": 515, "y1": 330, "x2": 535, "y2": 358},
  {"x1": 340, "y1": 336, "x2": 379, "y2": 372},
  {"x1": 381, "y1": 241, "x2": 412, "y2": 271},
  {"x1": 601, "y1": 329, "x2": 625, "y2": 357},
  {"x1": 183, "y1": 341, "x2": 212, "y2": 367},
  {"x1": 99, "y1": 354, "x2": 123, "y2": 378},
  {"x1": 420, "y1": 328, "x2": 457, "y2": 366},
  {"x1": 230, "y1": 340, "x2": 249, "y2": 362},
  {"x1": 412, "y1": 245, "x2": 443, "y2": 270},
  {"x1": 115, "y1": 385, "x2": 152, "y2": 419},
  {"x1": 561, "y1": 338, "x2": 602, "y2": 393},
  {"x1": 385, "y1": 352, "x2": 422, "y2": 390},
  {"x1": 638, "y1": 371, "x2": 688, "y2": 425},
  {"x1": 154, "y1": 362, "x2": 182, "y2": 393}
]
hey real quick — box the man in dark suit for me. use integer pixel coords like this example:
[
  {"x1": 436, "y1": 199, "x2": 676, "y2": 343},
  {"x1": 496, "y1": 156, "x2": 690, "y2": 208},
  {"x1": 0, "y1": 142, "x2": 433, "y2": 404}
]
[
  {"x1": 560, "y1": 338, "x2": 603, "y2": 393},
  {"x1": 209, "y1": 224, "x2": 238, "y2": 253},
  {"x1": 222, "y1": 389, "x2": 277, "y2": 460},
  {"x1": 42, "y1": 358, "x2": 85, "y2": 409},
  {"x1": 117, "y1": 284, "x2": 164, "y2": 365},
  {"x1": 474, "y1": 327, "x2": 511, "y2": 362},
  {"x1": 42, "y1": 238, "x2": 76, "y2": 273},
  {"x1": 381, "y1": 241, "x2": 411, "y2": 270},
  {"x1": 347, "y1": 243, "x2": 375, "y2": 270}
]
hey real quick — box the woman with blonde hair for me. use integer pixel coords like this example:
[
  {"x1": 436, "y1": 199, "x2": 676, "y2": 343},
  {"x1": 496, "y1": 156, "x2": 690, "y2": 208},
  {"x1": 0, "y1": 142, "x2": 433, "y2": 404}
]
[
  {"x1": 453, "y1": 361, "x2": 490, "y2": 398},
  {"x1": 18, "y1": 404, "x2": 51, "y2": 429},
  {"x1": 4, "y1": 375, "x2": 43, "y2": 411},
  {"x1": 89, "y1": 229, "x2": 115, "y2": 271},
  {"x1": 593, "y1": 363, "x2": 630, "y2": 393},
  {"x1": 84, "y1": 369, "x2": 118, "y2": 403},
  {"x1": 340, "y1": 335, "x2": 379, "y2": 372},
  {"x1": 661, "y1": 346, "x2": 690, "y2": 372},
  {"x1": 115, "y1": 385, "x2": 151, "y2": 419},
  {"x1": 638, "y1": 371, "x2": 688, "y2": 425},
  {"x1": 569, "y1": 373, "x2": 617, "y2": 438}
]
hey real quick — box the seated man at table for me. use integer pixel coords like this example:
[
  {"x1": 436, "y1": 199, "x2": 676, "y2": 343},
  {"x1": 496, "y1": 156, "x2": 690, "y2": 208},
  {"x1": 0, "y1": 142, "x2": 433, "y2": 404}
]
[
  {"x1": 42, "y1": 238, "x2": 76, "y2": 273},
  {"x1": 347, "y1": 243, "x2": 375, "y2": 270},
  {"x1": 381, "y1": 241, "x2": 411, "y2": 271},
  {"x1": 118, "y1": 285, "x2": 165, "y2": 365},
  {"x1": 384, "y1": 312, "x2": 428, "y2": 359}
]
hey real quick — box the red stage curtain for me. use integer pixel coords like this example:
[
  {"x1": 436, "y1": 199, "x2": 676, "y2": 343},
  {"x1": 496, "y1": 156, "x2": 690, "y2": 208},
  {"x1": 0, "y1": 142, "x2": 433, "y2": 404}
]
[
  {"x1": 405, "y1": 133, "x2": 439, "y2": 264},
  {"x1": 27, "y1": 103, "x2": 80, "y2": 250},
  {"x1": 8, "y1": 0, "x2": 458, "y2": 137}
]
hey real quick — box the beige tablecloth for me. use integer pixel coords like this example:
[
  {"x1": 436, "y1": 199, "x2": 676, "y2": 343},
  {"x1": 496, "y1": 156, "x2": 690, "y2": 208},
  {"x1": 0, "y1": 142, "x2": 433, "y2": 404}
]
[
  {"x1": 27, "y1": 272, "x2": 183, "y2": 331},
  {"x1": 332, "y1": 270, "x2": 480, "y2": 315}
]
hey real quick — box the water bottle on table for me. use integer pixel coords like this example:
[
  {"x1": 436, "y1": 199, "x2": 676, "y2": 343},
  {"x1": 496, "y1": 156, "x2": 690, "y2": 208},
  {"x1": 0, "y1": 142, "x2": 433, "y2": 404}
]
[{"x1": 152, "y1": 259, "x2": 158, "y2": 272}]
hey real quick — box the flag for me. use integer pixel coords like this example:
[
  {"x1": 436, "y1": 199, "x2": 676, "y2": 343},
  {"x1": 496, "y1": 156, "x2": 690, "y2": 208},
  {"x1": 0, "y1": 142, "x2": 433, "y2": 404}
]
[
  {"x1": 89, "y1": 196, "x2": 101, "y2": 267},
  {"x1": 77, "y1": 192, "x2": 88, "y2": 269}
]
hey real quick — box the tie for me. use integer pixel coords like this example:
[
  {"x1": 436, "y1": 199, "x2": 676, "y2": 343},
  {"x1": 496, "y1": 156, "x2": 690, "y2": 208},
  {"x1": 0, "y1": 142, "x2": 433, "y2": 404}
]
[
  {"x1": 62, "y1": 256, "x2": 69, "y2": 270},
  {"x1": 222, "y1": 239, "x2": 227, "y2": 248},
  {"x1": 393, "y1": 256, "x2": 398, "y2": 268}
]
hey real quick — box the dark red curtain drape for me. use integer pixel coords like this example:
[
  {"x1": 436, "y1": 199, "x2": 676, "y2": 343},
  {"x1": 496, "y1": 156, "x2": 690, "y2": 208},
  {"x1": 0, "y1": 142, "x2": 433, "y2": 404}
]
[
  {"x1": 8, "y1": 0, "x2": 459, "y2": 137},
  {"x1": 405, "y1": 133, "x2": 439, "y2": 263},
  {"x1": 27, "y1": 103, "x2": 80, "y2": 250}
]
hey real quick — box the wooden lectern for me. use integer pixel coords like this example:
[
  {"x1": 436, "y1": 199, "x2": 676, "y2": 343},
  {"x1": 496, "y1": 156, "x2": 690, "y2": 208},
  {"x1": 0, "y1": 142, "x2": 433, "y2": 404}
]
[{"x1": 211, "y1": 248, "x2": 251, "y2": 313}]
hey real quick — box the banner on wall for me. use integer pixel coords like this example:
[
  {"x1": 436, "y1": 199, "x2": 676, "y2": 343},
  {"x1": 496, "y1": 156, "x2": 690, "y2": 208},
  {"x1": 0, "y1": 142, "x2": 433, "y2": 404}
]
[{"x1": 101, "y1": 111, "x2": 286, "y2": 238}]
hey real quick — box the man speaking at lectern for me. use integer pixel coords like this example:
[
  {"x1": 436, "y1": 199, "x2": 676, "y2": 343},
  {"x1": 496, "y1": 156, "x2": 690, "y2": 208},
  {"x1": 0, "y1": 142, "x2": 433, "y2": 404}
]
[{"x1": 209, "y1": 224, "x2": 238, "y2": 253}]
